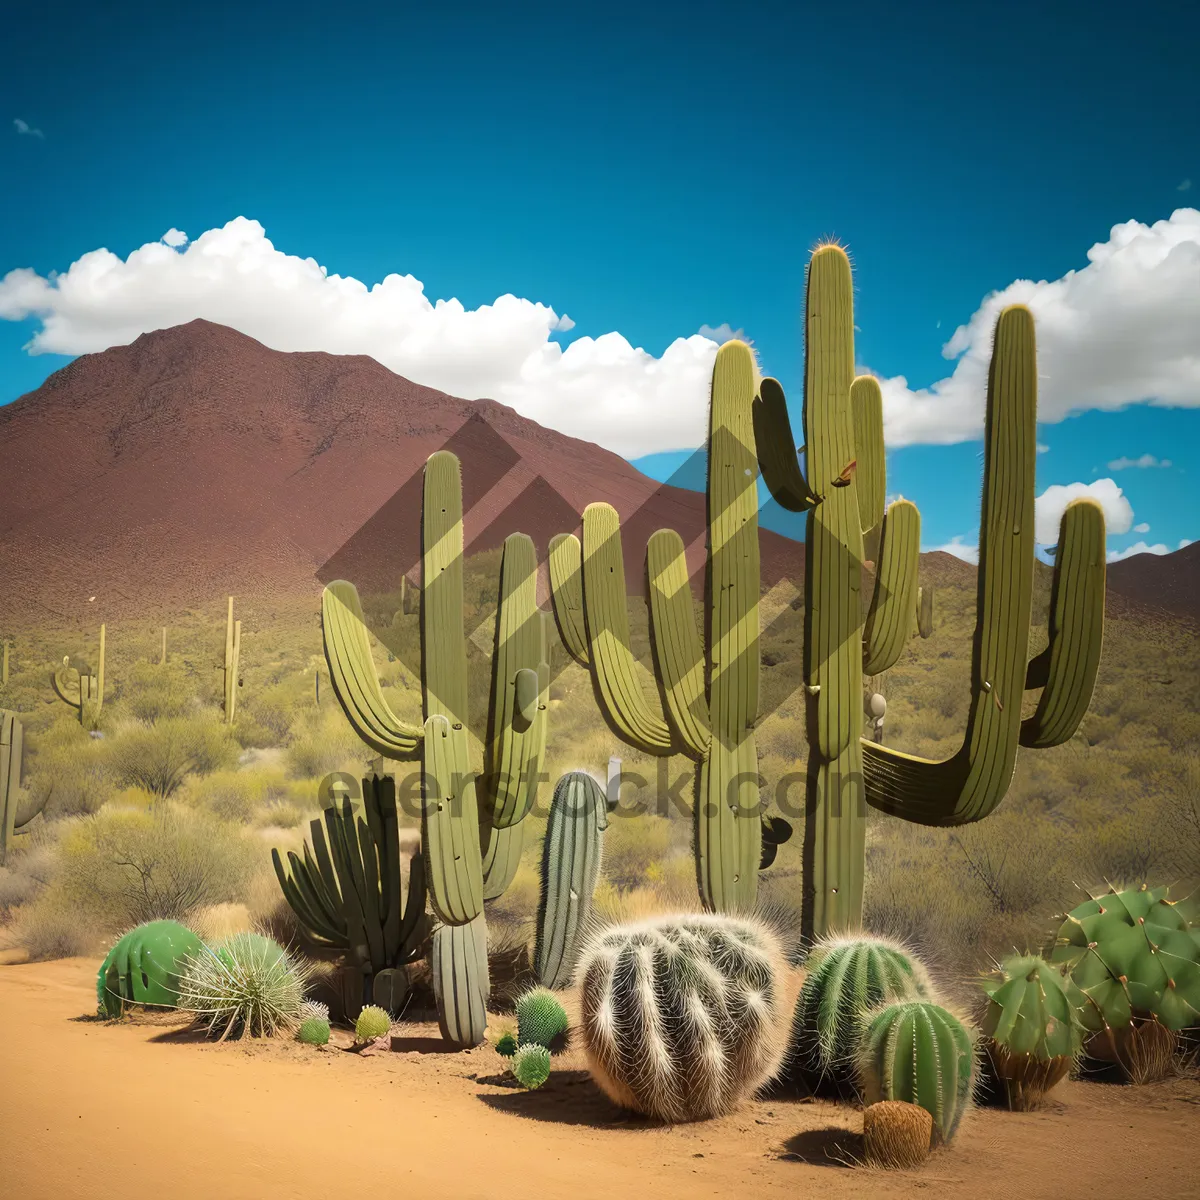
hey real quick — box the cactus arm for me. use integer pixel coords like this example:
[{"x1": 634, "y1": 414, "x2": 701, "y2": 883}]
[
  {"x1": 324, "y1": 809, "x2": 370, "y2": 970},
  {"x1": 52, "y1": 659, "x2": 82, "y2": 707},
  {"x1": 422, "y1": 714, "x2": 484, "y2": 926},
  {"x1": 422, "y1": 451, "x2": 470, "y2": 726},
  {"x1": 278, "y1": 850, "x2": 344, "y2": 944},
  {"x1": 862, "y1": 306, "x2": 1039, "y2": 826},
  {"x1": 915, "y1": 584, "x2": 935, "y2": 639},
  {"x1": 547, "y1": 533, "x2": 590, "y2": 666},
  {"x1": 322, "y1": 581, "x2": 424, "y2": 757},
  {"x1": 852, "y1": 376, "x2": 886, "y2": 542},
  {"x1": 484, "y1": 534, "x2": 543, "y2": 828},
  {"x1": 300, "y1": 842, "x2": 344, "y2": 929},
  {"x1": 482, "y1": 820, "x2": 526, "y2": 900},
  {"x1": 863, "y1": 500, "x2": 921, "y2": 676},
  {"x1": 580, "y1": 503, "x2": 674, "y2": 755},
  {"x1": 354, "y1": 815, "x2": 388, "y2": 969},
  {"x1": 752, "y1": 377, "x2": 820, "y2": 512},
  {"x1": 1020, "y1": 499, "x2": 1106, "y2": 748},
  {"x1": 646, "y1": 529, "x2": 711, "y2": 758},
  {"x1": 397, "y1": 849, "x2": 427, "y2": 961}
]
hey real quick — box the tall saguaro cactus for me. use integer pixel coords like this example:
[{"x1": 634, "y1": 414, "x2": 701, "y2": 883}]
[
  {"x1": 549, "y1": 341, "x2": 767, "y2": 913},
  {"x1": 320, "y1": 450, "x2": 550, "y2": 1045},
  {"x1": 1, "y1": 711, "x2": 44, "y2": 865},
  {"x1": 223, "y1": 598, "x2": 241, "y2": 724},
  {"x1": 52, "y1": 625, "x2": 106, "y2": 730},
  {"x1": 754, "y1": 244, "x2": 1107, "y2": 936}
]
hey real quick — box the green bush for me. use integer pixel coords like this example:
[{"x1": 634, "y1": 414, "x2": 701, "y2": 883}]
[
  {"x1": 119, "y1": 660, "x2": 196, "y2": 722},
  {"x1": 106, "y1": 716, "x2": 240, "y2": 798}
]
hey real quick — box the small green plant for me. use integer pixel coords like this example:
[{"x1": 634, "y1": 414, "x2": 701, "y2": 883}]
[
  {"x1": 511, "y1": 1043, "x2": 552, "y2": 1090},
  {"x1": 97, "y1": 919, "x2": 204, "y2": 1018},
  {"x1": 299, "y1": 999, "x2": 330, "y2": 1024},
  {"x1": 495, "y1": 1031, "x2": 518, "y2": 1058},
  {"x1": 298, "y1": 1017, "x2": 331, "y2": 1046},
  {"x1": 177, "y1": 932, "x2": 309, "y2": 1040},
  {"x1": 515, "y1": 987, "x2": 569, "y2": 1053},
  {"x1": 355, "y1": 1004, "x2": 392, "y2": 1043}
]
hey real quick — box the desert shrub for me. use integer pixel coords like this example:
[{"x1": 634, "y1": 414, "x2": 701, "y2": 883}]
[
  {"x1": 285, "y1": 709, "x2": 368, "y2": 780},
  {"x1": 601, "y1": 813, "x2": 674, "y2": 891},
  {"x1": 105, "y1": 716, "x2": 240, "y2": 798},
  {"x1": 0, "y1": 827, "x2": 58, "y2": 914},
  {"x1": 46, "y1": 803, "x2": 259, "y2": 934},
  {"x1": 23, "y1": 725, "x2": 112, "y2": 819},
  {"x1": 484, "y1": 859, "x2": 541, "y2": 925},
  {"x1": 179, "y1": 767, "x2": 272, "y2": 823},
  {"x1": 11, "y1": 889, "x2": 98, "y2": 960},
  {"x1": 119, "y1": 660, "x2": 196, "y2": 721},
  {"x1": 233, "y1": 680, "x2": 300, "y2": 749}
]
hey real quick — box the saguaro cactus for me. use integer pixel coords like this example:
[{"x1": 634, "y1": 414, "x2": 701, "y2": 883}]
[
  {"x1": 549, "y1": 340, "x2": 768, "y2": 913},
  {"x1": 753, "y1": 244, "x2": 1107, "y2": 936},
  {"x1": 0, "y1": 711, "x2": 43, "y2": 865},
  {"x1": 223, "y1": 598, "x2": 241, "y2": 724},
  {"x1": 52, "y1": 625, "x2": 106, "y2": 729},
  {"x1": 321, "y1": 451, "x2": 551, "y2": 1046}
]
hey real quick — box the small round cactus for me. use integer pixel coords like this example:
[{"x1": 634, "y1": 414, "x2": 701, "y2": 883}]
[
  {"x1": 355, "y1": 1004, "x2": 392, "y2": 1042},
  {"x1": 862, "y1": 1100, "x2": 932, "y2": 1169},
  {"x1": 577, "y1": 912, "x2": 788, "y2": 1122},
  {"x1": 511, "y1": 1043, "x2": 552, "y2": 1090},
  {"x1": 515, "y1": 987, "x2": 569, "y2": 1053},
  {"x1": 495, "y1": 1031, "x2": 518, "y2": 1058},
  {"x1": 299, "y1": 1017, "x2": 331, "y2": 1046},
  {"x1": 858, "y1": 1001, "x2": 976, "y2": 1145}
]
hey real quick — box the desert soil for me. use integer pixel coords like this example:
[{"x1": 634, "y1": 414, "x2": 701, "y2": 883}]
[{"x1": 2, "y1": 958, "x2": 1197, "y2": 1200}]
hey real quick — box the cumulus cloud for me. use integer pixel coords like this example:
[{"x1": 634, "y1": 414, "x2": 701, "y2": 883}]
[
  {"x1": 1036, "y1": 442, "x2": 1050, "y2": 454},
  {"x1": 1107, "y1": 453, "x2": 1171, "y2": 470},
  {"x1": 1034, "y1": 478, "x2": 1134, "y2": 545},
  {"x1": 161, "y1": 229, "x2": 188, "y2": 248},
  {"x1": 877, "y1": 208, "x2": 1200, "y2": 446},
  {"x1": 697, "y1": 323, "x2": 746, "y2": 345},
  {"x1": 1107, "y1": 537, "x2": 1194, "y2": 563},
  {"x1": 926, "y1": 536, "x2": 979, "y2": 564},
  {"x1": 0, "y1": 218, "x2": 723, "y2": 457},
  {"x1": 13, "y1": 118, "x2": 44, "y2": 139},
  {"x1": 1134, "y1": 522, "x2": 1151, "y2": 533}
]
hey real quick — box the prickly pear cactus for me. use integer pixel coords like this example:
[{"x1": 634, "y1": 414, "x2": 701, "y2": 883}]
[
  {"x1": 981, "y1": 954, "x2": 1082, "y2": 1109},
  {"x1": 97, "y1": 920, "x2": 204, "y2": 1018}
]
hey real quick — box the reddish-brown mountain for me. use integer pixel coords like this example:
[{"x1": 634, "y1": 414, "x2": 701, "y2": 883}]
[{"x1": 1106, "y1": 540, "x2": 1200, "y2": 624}]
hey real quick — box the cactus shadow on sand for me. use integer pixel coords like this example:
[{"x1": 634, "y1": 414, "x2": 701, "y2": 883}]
[
  {"x1": 476, "y1": 1070, "x2": 654, "y2": 1128},
  {"x1": 778, "y1": 1127, "x2": 862, "y2": 1168}
]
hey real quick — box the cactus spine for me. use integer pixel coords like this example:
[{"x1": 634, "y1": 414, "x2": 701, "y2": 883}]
[
  {"x1": 577, "y1": 913, "x2": 787, "y2": 1122},
  {"x1": 534, "y1": 771, "x2": 607, "y2": 989},
  {"x1": 0, "y1": 711, "x2": 42, "y2": 865},
  {"x1": 223, "y1": 598, "x2": 241, "y2": 723},
  {"x1": 753, "y1": 245, "x2": 1107, "y2": 936},
  {"x1": 857, "y1": 1000, "x2": 976, "y2": 1145},
  {"x1": 550, "y1": 341, "x2": 767, "y2": 912},
  {"x1": 272, "y1": 774, "x2": 428, "y2": 1012},
  {"x1": 52, "y1": 625, "x2": 106, "y2": 729}
]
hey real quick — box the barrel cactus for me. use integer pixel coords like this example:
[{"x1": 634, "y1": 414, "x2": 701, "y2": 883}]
[
  {"x1": 785, "y1": 935, "x2": 933, "y2": 1095},
  {"x1": 515, "y1": 987, "x2": 569, "y2": 1053},
  {"x1": 980, "y1": 954, "x2": 1083, "y2": 1108},
  {"x1": 1050, "y1": 883, "x2": 1200, "y2": 1081},
  {"x1": 857, "y1": 1001, "x2": 977, "y2": 1145},
  {"x1": 298, "y1": 1017, "x2": 331, "y2": 1046},
  {"x1": 511, "y1": 1043, "x2": 552, "y2": 1090},
  {"x1": 577, "y1": 913, "x2": 787, "y2": 1122},
  {"x1": 862, "y1": 1100, "x2": 932, "y2": 1169},
  {"x1": 97, "y1": 920, "x2": 204, "y2": 1018}
]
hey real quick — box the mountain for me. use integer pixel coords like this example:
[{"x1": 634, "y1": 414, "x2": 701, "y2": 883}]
[
  {"x1": 0, "y1": 320, "x2": 808, "y2": 624},
  {"x1": 1106, "y1": 541, "x2": 1200, "y2": 624}
]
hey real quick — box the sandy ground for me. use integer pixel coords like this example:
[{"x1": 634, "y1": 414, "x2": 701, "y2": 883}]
[{"x1": 2, "y1": 958, "x2": 1198, "y2": 1200}]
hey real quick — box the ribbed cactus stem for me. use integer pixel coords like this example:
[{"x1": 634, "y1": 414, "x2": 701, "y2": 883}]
[
  {"x1": 432, "y1": 913, "x2": 490, "y2": 1048},
  {"x1": 0, "y1": 711, "x2": 40, "y2": 865}
]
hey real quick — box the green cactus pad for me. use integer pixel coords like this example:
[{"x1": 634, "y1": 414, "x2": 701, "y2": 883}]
[
  {"x1": 511, "y1": 1043, "x2": 552, "y2": 1090},
  {"x1": 97, "y1": 920, "x2": 204, "y2": 1018},
  {"x1": 515, "y1": 986, "x2": 569, "y2": 1052},
  {"x1": 298, "y1": 1017, "x2": 331, "y2": 1046},
  {"x1": 355, "y1": 1004, "x2": 392, "y2": 1042}
]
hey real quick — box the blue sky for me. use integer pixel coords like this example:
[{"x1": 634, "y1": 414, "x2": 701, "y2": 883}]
[{"x1": 2, "y1": 0, "x2": 1197, "y2": 561}]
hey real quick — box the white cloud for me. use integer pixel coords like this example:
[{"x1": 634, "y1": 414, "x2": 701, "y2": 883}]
[
  {"x1": 1036, "y1": 442, "x2": 1050, "y2": 454},
  {"x1": 0, "y1": 217, "x2": 724, "y2": 457},
  {"x1": 1035, "y1": 478, "x2": 1134, "y2": 545},
  {"x1": 926, "y1": 536, "x2": 979, "y2": 564},
  {"x1": 161, "y1": 229, "x2": 188, "y2": 248},
  {"x1": 13, "y1": 118, "x2": 44, "y2": 139},
  {"x1": 1179, "y1": 179, "x2": 1193, "y2": 192},
  {"x1": 1107, "y1": 453, "x2": 1171, "y2": 470},
  {"x1": 1134, "y1": 522, "x2": 1150, "y2": 533},
  {"x1": 697, "y1": 323, "x2": 746, "y2": 345},
  {"x1": 554, "y1": 313, "x2": 575, "y2": 332},
  {"x1": 877, "y1": 208, "x2": 1200, "y2": 446},
  {"x1": 1105, "y1": 536, "x2": 1191, "y2": 563}
]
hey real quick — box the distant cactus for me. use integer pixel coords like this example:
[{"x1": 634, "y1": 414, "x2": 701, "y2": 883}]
[
  {"x1": 354, "y1": 1004, "x2": 392, "y2": 1042},
  {"x1": 577, "y1": 913, "x2": 787, "y2": 1122},
  {"x1": 515, "y1": 987, "x2": 569, "y2": 1053},
  {"x1": 1050, "y1": 883, "x2": 1200, "y2": 1081},
  {"x1": 980, "y1": 954, "x2": 1083, "y2": 1108},
  {"x1": 785, "y1": 935, "x2": 933, "y2": 1095},
  {"x1": 52, "y1": 626, "x2": 106, "y2": 729},
  {"x1": 222, "y1": 597, "x2": 241, "y2": 724},
  {"x1": 299, "y1": 1017, "x2": 331, "y2": 1046},
  {"x1": 0, "y1": 710, "x2": 42, "y2": 866},
  {"x1": 97, "y1": 919, "x2": 204, "y2": 1018},
  {"x1": 862, "y1": 1100, "x2": 932, "y2": 1169},
  {"x1": 511, "y1": 1043, "x2": 552, "y2": 1090},
  {"x1": 857, "y1": 1001, "x2": 977, "y2": 1145}
]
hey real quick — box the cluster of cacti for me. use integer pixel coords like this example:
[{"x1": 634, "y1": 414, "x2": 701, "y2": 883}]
[
  {"x1": 52, "y1": 625, "x2": 106, "y2": 729},
  {"x1": 177, "y1": 932, "x2": 309, "y2": 1040},
  {"x1": 534, "y1": 771, "x2": 608, "y2": 989},
  {"x1": 857, "y1": 1000, "x2": 977, "y2": 1146},
  {"x1": 97, "y1": 919, "x2": 204, "y2": 1018},
  {"x1": 272, "y1": 774, "x2": 429, "y2": 1012},
  {"x1": 298, "y1": 1016, "x2": 331, "y2": 1045},
  {"x1": 751, "y1": 245, "x2": 1107, "y2": 937},
  {"x1": 1050, "y1": 883, "x2": 1200, "y2": 1081},
  {"x1": 354, "y1": 1004, "x2": 392, "y2": 1043},
  {"x1": 0, "y1": 710, "x2": 43, "y2": 866},
  {"x1": 785, "y1": 935, "x2": 933, "y2": 1095},
  {"x1": 321, "y1": 451, "x2": 553, "y2": 1046},
  {"x1": 980, "y1": 954, "x2": 1083, "y2": 1108},
  {"x1": 222, "y1": 597, "x2": 241, "y2": 724},
  {"x1": 576, "y1": 913, "x2": 787, "y2": 1122},
  {"x1": 548, "y1": 340, "x2": 776, "y2": 913}
]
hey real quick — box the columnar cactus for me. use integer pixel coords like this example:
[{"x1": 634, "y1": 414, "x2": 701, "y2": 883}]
[
  {"x1": 980, "y1": 954, "x2": 1082, "y2": 1108},
  {"x1": 753, "y1": 245, "x2": 1107, "y2": 936},
  {"x1": 52, "y1": 625, "x2": 106, "y2": 729},
  {"x1": 0, "y1": 710, "x2": 43, "y2": 865},
  {"x1": 97, "y1": 919, "x2": 204, "y2": 1018},
  {"x1": 534, "y1": 771, "x2": 608, "y2": 989},
  {"x1": 577, "y1": 913, "x2": 787, "y2": 1122},
  {"x1": 785, "y1": 935, "x2": 933, "y2": 1094},
  {"x1": 222, "y1": 598, "x2": 241, "y2": 723},
  {"x1": 857, "y1": 1000, "x2": 977, "y2": 1145},
  {"x1": 549, "y1": 341, "x2": 773, "y2": 913},
  {"x1": 321, "y1": 451, "x2": 553, "y2": 1044},
  {"x1": 272, "y1": 774, "x2": 429, "y2": 1012}
]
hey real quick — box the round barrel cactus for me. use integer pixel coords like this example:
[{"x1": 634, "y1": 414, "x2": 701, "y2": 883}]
[
  {"x1": 97, "y1": 919, "x2": 203, "y2": 1018},
  {"x1": 577, "y1": 913, "x2": 787, "y2": 1122},
  {"x1": 785, "y1": 934, "x2": 933, "y2": 1094},
  {"x1": 511, "y1": 1043, "x2": 552, "y2": 1090},
  {"x1": 981, "y1": 954, "x2": 1082, "y2": 1109},
  {"x1": 515, "y1": 986, "x2": 569, "y2": 1053},
  {"x1": 857, "y1": 1000, "x2": 976, "y2": 1145}
]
